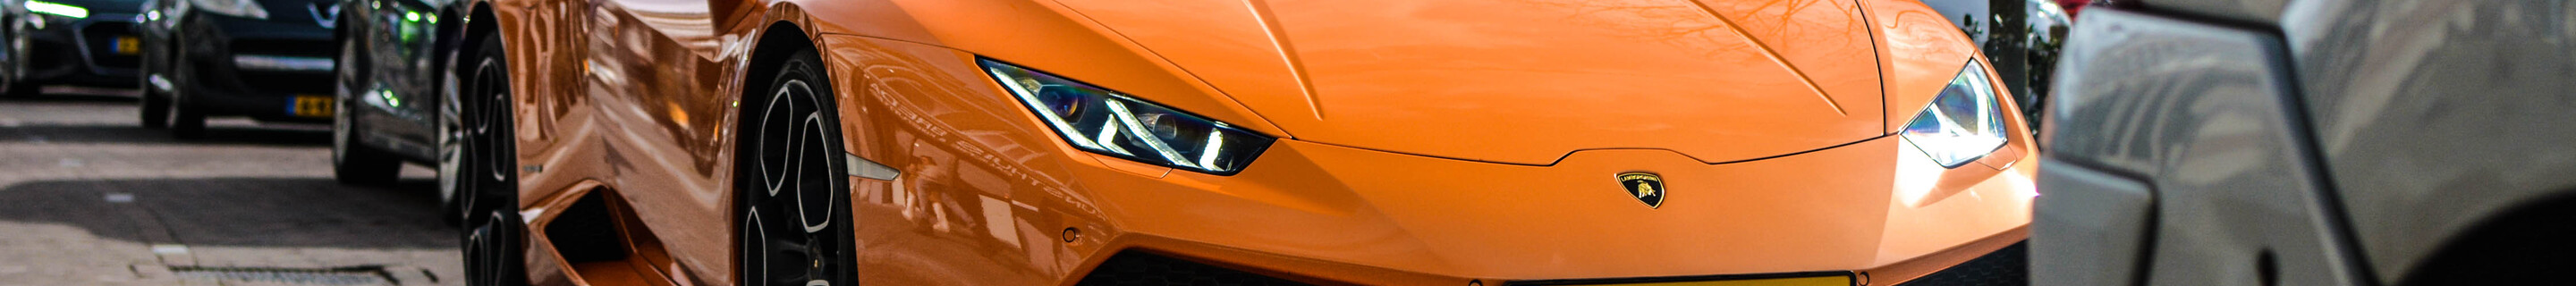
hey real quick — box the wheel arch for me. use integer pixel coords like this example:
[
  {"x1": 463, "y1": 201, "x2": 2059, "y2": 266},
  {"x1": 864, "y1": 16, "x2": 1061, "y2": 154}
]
[
  {"x1": 741, "y1": 20, "x2": 819, "y2": 104},
  {"x1": 2396, "y1": 189, "x2": 2576, "y2": 284},
  {"x1": 453, "y1": 0, "x2": 502, "y2": 80}
]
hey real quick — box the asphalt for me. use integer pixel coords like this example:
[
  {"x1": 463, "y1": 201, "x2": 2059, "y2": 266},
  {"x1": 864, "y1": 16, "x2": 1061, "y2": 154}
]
[{"x1": 0, "y1": 90, "x2": 462, "y2": 286}]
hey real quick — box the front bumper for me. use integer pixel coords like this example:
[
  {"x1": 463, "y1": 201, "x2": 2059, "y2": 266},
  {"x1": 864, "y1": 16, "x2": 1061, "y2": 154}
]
[
  {"x1": 1042, "y1": 138, "x2": 2035, "y2": 284},
  {"x1": 170, "y1": 13, "x2": 333, "y2": 121},
  {"x1": 17, "y1": 13, "x2": 142, "y2": 88}
]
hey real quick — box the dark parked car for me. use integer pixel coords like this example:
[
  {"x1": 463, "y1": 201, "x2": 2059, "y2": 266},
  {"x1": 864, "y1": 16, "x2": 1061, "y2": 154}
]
[
  {"x1": 2038, "y1": 1, "x2": 2575, "y2": 285},
  {"x1": 324, "y1": 0, "x2": 461, "y2": 216},
  {"x1": 136, "y1": 0, "x2": 338, "y2": 138},
  {"x1": 1, "y1": 0, "x2": 146, "y2": 96}
]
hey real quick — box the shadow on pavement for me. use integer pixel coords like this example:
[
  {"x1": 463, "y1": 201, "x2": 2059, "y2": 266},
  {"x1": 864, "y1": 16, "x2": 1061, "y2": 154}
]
[
  {"x1": 0, "y1": 125, "x2": 331, "y2": 147},
  {"x1": 0, "y1": 177, "x2": 452, "y2": 248},
  {"x1": 0, "y1": 93, "x2": 137, "y2": 104}
]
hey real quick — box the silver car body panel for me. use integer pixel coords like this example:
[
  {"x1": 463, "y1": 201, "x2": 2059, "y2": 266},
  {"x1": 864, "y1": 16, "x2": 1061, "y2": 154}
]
[
  {"x1": 2280, "y1": 0, "x2": 2576, "y2": 282},
  {"x1": 2142, "y1": 0, "x2": 2291, "y2": 25},
  {"x1": 2037, "y1": 8, "x2": 2363, "y2": 285}
]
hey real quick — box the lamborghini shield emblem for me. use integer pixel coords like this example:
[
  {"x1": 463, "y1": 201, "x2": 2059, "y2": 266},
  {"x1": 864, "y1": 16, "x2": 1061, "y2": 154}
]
[{"x1": 1616, "y1": 172, "x2": 1666, "y2": 208}]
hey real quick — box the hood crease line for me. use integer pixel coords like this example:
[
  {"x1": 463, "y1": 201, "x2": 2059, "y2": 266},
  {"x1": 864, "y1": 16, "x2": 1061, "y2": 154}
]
[
  {"x1": 1240, "y1": 0, "x2": 1326, "y2": 121},
  {"x1": 1043, "y1": 0, "x2": 1300, "y2": 138},
  {"x1": 1679, "y1": 0, "x2": 1851, "y2": 116}
]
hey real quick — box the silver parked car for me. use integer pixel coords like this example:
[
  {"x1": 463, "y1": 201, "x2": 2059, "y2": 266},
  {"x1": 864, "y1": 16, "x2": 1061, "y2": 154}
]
[{"x1": 2036, "y1": 0, "x2": 2575, "y2": 285}]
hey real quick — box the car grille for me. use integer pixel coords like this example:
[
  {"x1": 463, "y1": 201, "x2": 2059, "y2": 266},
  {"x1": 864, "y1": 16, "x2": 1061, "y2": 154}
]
[
  {"x1": 80, "y1": 22, "x2": 140, "y2": 67},
  {"x1": 1076, "y1": 252, "x2": 1305, "y2": 286},
  {"x1": 1897, "y1": 241, "x2": 2029, "y2": 286}
]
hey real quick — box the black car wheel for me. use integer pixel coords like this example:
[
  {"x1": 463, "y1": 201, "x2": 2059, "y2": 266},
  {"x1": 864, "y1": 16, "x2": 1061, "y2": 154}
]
[
  {"x1": 165, "y1": 33, "x2": 206, "y2": 139},
  {"x1": 333, "y1": 98, "x2": 400, "y2": 186},
  {"x1": 1, "y1": 76, "x2": 31, "y2": 97},
  {"x1": 0, "y1": 57, "x2": 33, "y2": 97},
  {"x1": 333, "y1": 36, "x2": 398, "y2": 186},
  {"x1": 736, "y1": 48, "x2": 855, "y2": 286},
  {"x1": 455, "y1": 32, "x2": 523, "y2": 286},
  {"x1": 1, "y1": 29, "x2": 30, "y2": 97},
  {"x1": 462, "y1": 209, "x2": 523, "y2": 286},
  {"x1": 139, "y1": 86, "x2": 170, "y2": 129},
  {"x1": 168, "y1": 97, "x2": 206, "y2": 139}
]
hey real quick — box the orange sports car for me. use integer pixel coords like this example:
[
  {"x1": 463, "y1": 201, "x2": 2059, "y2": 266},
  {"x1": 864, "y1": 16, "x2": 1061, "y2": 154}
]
[{"x1": 441, "y1": 0, "x2": 2038, "y2": 285}]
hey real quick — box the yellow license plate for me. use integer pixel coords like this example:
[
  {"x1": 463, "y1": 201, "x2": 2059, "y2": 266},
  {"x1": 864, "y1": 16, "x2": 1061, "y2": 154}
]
[
  {"x1": 115, "y1": 37, "x2": 140, "y2": 55},
  {"x1": 291, "y1": 95, "x2": 335, "y2": 118},
  {"x1": 1570, "y1": 275, "x2": 1851, "y2": 286}
]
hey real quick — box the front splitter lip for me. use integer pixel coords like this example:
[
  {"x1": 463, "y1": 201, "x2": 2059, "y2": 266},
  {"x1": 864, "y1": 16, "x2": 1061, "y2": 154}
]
[
  {"x1": 1496, "y1": 271, "x2": 1858, "y2": 286},
  {"x1": 1079, "y1": 225, "x2": 2029, "y2": 285}
]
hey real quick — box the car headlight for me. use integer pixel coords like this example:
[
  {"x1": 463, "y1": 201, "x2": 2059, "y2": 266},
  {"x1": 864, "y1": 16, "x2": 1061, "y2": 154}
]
[
  {"x1": 1900, "y1": 61, "x2": 2010, "y2": 168},
  {"x1": 24, "y1": 0, "x2": 89, "y2": 19},
  {"x1": 187, "y1": 0, "x2": 269, "y2": 20},
  {"x1": 980, "y1": 59, "x2": 1275, "y2": 175}
]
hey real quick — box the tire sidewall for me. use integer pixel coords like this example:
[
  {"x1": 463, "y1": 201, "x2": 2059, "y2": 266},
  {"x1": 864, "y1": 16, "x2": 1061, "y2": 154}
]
[
  {"x1": 735, "y1": 49, "x2": 856, "y2": 286},
  {"x1": 457, "y1": 32, "x2": 524, "y2": 286}
]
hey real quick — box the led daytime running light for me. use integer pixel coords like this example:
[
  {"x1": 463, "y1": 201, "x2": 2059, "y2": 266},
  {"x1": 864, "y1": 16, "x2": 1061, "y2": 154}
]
[
  {"x1": 980, "y1": 59, "x2": 1275, "y2": 174},
  {"x1": 26, "y1": 1, "x2": 89, "y2": 19}
]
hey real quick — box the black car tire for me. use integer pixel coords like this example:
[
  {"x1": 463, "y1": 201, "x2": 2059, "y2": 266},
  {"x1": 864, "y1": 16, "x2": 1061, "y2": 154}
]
[
  {"x1": 333, "y1": 103, "x2": 399, "y2": 186},
  {"x1": 462, "y1": 209, "x2": 524, "y2": 286},
  {"x1": 168, "y1": 99, "x2": 206, "y2": 139},
  {"x1": 735, "y1": 48, "x2": 857, "y2": 286},
  {"x1": 333, "y1": 33, "x2": 398, "y2": 186},
  {"x1": 1, "y1": 80, "x2": 33, "y2": 97},
  {"x1": 456, "y1": 31, "x2": 523, "y2": 286},
  {"x1": 140, "y1": 88, "x2": 170, "y2": 129}
]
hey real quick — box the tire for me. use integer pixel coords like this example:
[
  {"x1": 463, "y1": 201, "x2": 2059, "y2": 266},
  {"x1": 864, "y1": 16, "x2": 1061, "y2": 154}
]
[
  {"x1": 169, "y1": 99, "x2": 206, "y2": 139},
  {"x1": 0, "y1": 80, "x2": 33, "y2": 97},
  {"x1": 333, "y1": 100, "x2": 399, "y2": 186},
  {"x1": 166, "y1": 33, "x2": 205, "y2": 139},
  {"x1": 332, "y1": 35, "x2": 398, "y2": 187},
  {"x1": 736, "y1": 48, "x2": 856, "y2": 286},
  {"x1": 139, "y1": 87, "x2": 170, "y2": 129},
  {"x1": 455, "y1": 32, "x2": 524, "y2": 286},
  {"x1": 1, "y1": 25, "x2": 30, "y2": 98},
  {"x1": 462, "y1": 210, "x2": 525, "y2": 286}
]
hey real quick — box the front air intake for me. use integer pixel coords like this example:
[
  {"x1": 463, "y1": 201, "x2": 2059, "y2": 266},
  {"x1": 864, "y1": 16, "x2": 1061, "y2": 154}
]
[
  {"x1": 1076, "y1": 252, "x2": 1305, "y2": 286},
  {"x1": 1897, "y1": 241, "x2": 2029, "y2": 286}
]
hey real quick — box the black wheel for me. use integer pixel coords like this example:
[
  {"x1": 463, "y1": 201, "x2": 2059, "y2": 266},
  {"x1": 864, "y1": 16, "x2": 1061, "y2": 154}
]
[
  {"x1": 1, "y1": 27, "x2": 29, "y2": 98},
  {"x1": 168, "y1": 98, "x2": 206, "y2": 139},
  {"x1": 455, "y1": 32, "x2": 523, "y2": 286},
  {"x1": 0, "y1": 80, "x2": 33, "y2": 97},
  {"x1": 736, "y1": 48, "x2": 855, "y2": 286},
  {"x1": 333, "y1": 98, "x2": 400, "y2": 186},
  {"x1": 333, "y1": 35, "x2": 398, "y2": 186},
  {"x1": 139, "y1": 87, "x2": 169, "y2": 129},
  {"x1": 0, "y1": 63, "x2": 35, "y2": 97},
  {"x1": 462, "y1": 209, "x2": 524, "y2": 286},
  {"x1": 166, "y1": 33, "x2": 206, "y2": 139}
]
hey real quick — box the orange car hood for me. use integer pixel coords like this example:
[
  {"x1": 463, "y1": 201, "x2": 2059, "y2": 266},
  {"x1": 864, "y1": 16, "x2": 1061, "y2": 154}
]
[{"x1": 1055, "y1": 0, "x2": 1889, "y2": 164}]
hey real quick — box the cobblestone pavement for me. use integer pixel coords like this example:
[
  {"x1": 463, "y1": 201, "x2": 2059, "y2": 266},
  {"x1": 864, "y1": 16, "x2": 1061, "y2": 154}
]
[{"x1": 0, "y1": 91, "x2": 461, "y2": 286}]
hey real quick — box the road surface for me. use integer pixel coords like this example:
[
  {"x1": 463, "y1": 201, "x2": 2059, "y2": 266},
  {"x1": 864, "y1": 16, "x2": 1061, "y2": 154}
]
[{"x1": 0, "y1": 91, "x2": 461, "y2": 286}]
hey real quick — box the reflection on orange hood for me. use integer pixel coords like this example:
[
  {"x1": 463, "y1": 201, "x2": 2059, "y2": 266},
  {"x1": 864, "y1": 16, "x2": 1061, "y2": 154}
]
[{"x1": 1053, "y1": 0, "x2": 1891, "y2": 164}]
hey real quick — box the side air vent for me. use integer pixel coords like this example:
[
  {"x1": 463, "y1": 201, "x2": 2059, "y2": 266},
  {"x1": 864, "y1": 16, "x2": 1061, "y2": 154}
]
[
  {"x1": 1076, "y1": 252, "x2": 1306, "y2": 286},
  {"x1": 544, "y1": 190, "x2": 627, "y2": 264}
]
